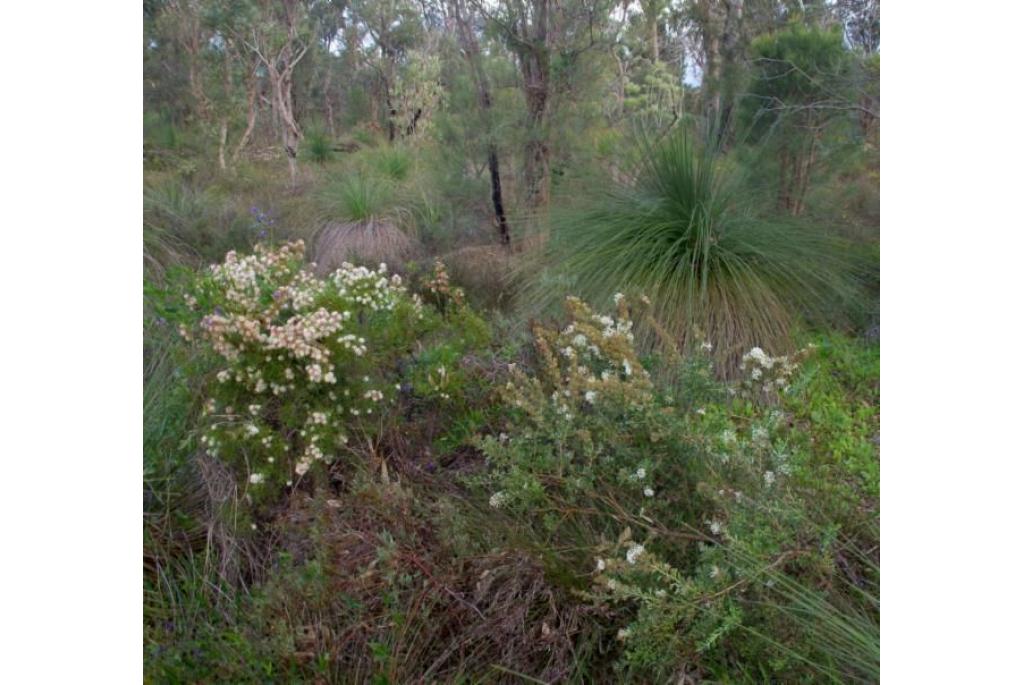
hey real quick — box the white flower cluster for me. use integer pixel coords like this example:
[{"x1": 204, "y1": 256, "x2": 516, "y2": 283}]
[
  {"x1": 592, "y1": 312, "x2": 634, "y2": 342},
  {"x1": 332, "y1": 262, "x2": 403, "y2": 312},
  {"x1": 209, "y1": 241, "x2": 306, "y2": 313},
  {"x1": 265, "y1": 308, "x2": 348, "y2": 362},
  {"x1": 336, "y1": 333, "x2": 367, "y2": 357},
  {"x1": 741, "y1": 346, "x2": 801, "y2": 392},
  {"x1": 625, "y1": 542, "x2": 645, "y2": 565},
  {"x1": 550, "y1": 392, "x2": 574, "y2": 421}
]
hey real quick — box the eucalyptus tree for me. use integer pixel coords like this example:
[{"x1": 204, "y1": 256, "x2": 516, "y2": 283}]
[
  {"x1": 835, "y1": 0, "x2": 879, "y2": 54},
  {"x1": 307, "y1": 0, "x2": 348, "y2": 137},
  {"x1": 349, "y1": 0, "x2": 426, "y2": 141},
  {"x1": 242, "y1": 0, "x2": 316, "y2": 184}
]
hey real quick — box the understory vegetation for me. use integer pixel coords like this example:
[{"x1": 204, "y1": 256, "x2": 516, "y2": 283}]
[{"x1": 145, "y1": 0, "x2": 879, "y2": 681}]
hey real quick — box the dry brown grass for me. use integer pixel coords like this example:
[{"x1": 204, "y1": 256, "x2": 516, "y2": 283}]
[
  {"x1": 312, "y1": 219, "x2": 421, "y2": 275},
  {"x1": 442, "y1": 244, "x2": 518, "y2": 306},
  {"x1": 262, "y1": 480, "x2": 612, "y2": 683}
]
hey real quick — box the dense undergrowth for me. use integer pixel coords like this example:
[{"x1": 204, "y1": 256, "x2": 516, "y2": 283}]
[
  {"x1": 144, "y1": 2, "x2": 880, "y2": 677},
  {"x1": 145, "y1": 237, "x2": 878, "y2": 683}
]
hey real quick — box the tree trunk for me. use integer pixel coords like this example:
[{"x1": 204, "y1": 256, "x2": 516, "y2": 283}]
[
  {"x1": 232, "y1": 76, "x2": 259, "y2": 163},
  {"x1": 453, "y1": 0, "x2": 511, "y2": 246},
  {"x1": 265, "y1": 58, "x2": 304, "y2": 186},
  {"x1": 488, "y1": 146, "x2": 511, "y2": 245},
  {"x1": 647, "y1": 16, "x2": 659, "y2": 63},
  {"x1": 613, "y1": 50, "x2": 626, "y2": 117},
  {"x1": 716, "y1": 0, "x2": 743, "y2": 147},
  {"x1": 521, "y1": 46, "x2": 550, "y2": 210},
  {"x1": 698, "y1": 0, "x2": 744, "y2": 145},
  {"x1": 247, "y1": 3, "x2": 308, "y2": 186},
  {"x1": 792, "y1": 132, "x2": 819, "y2": 216},
  {"x1": 218, "y1": 119, "x2": 228, "y2": 170},
  {"x1": 778, "y1": 150, "x2": 791, "y2": 212},
  {"x1": 523, "y1": 132, "x2": 550, "y2": 209},
  {"x1": 324, "y1": 64, "x2": 336, "y2": 138}
]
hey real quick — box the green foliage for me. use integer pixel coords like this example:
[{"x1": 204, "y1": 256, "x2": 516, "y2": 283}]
[
  {"x1": 321, "y1": 173, "x2": 393, "y2": 222},
  {"x1": 145, "y1": 552, "x2": 289, "y2": 683},
  {"x1": 623, "y1": 59, "x2": 684, "y2": 130},
  {"x1": 738, "y1": 23, "x2": 862, "y2": 214},
  {"x1": 744, "y1": 23, "x2": 855, "y2": 139},
  {"x1": 143, "y1": 178, "x2": 267, "y2": 278},
  {"x1": 144, "y1": 110, "x2": 186, "y2": 153},
  {"x1": 471, "y1": 296, "x2": 878, "y2": 680},
  {"x1": 373, "y1": 145, "x2": 413, "y2": 181},
  {"x1": 143, "y1": 1, "x2": 880, "y2": 678},
  {"x1": 526, "y1": 132, "x2": 860, "y2": 367},
  {"x1": 303, "y1": 129, "x2": 335, "y2": 165},
  {"x1": 477, "y1": 296, "x2": 705, "y2": 556}
]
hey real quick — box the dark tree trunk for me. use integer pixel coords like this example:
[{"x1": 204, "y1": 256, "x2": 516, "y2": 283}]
[
  {"x1": 488, "y1": 145, "x2": 510, "y2": 245},
  {"x1": 521, "y1": 48, "x2": 550, "y2": 209}
]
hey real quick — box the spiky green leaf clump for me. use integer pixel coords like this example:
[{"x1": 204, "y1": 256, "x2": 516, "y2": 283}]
[
  {"x1": 323, "y1": 173, "x2": 391, "y2": 222},
  {"x1": 374, "y1": 146, "x2": 413, "y2": 181},
  {"x1": 526, "y1": 134, "x2": 859, "y2": 366},
  {"x1": 303, "y1": 130, "x2": 334, "y2": 165}
]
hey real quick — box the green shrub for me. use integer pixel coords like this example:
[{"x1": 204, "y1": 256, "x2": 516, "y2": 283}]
[
  {"x1": 476, "y1": 295, "x2": 708, "y2": 577},
  {"x1": 474, "y1": 294, "x2": 878, "y2": 681},
  {"x1": 591, "y1": 335, "x2": 878, "y2": 681}
]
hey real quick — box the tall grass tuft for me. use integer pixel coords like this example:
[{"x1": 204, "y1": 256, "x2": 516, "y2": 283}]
[
  {"x1": 374, "y1": 146, "x2": 413, "y2": 181},
  {"x1": 523, "y1": 133, "x2": 860, "y2": 367},
  {"x1": 303, "y1": 129, "x2": 334, "y2": 165},
  {"x1": 740, "y1": 545, "x2": 880, "y2": 683}
]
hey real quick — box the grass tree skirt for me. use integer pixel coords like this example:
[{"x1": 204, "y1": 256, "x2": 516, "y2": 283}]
[{"x1": 312, "y1": 219, "x2": 420, "y2": 276}]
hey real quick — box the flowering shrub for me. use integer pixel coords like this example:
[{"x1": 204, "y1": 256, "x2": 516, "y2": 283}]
[
  {"x1": 476, "y1": 304, "x2": 878, "y2": 680},
  {"x1": 581, "y1": 340, "x2": 879, "y2": 681},
  {"x1": 477, "y1": 295, "x2": 706, "y2": 550},
  {"x1": 585, "y1": 400, "x2": 805, "y2": 676},
  {"x1": 171, "y1": 241, "x2": 450, "y2": 508}
]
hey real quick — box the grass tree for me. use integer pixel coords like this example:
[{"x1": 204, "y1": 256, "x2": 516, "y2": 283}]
[{"x1": 523, "y1": 132, "x2": 860, "y2": 368}]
